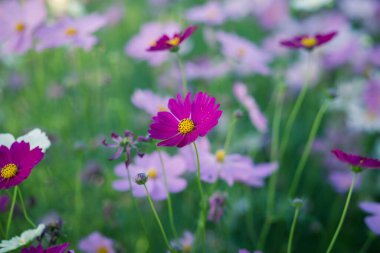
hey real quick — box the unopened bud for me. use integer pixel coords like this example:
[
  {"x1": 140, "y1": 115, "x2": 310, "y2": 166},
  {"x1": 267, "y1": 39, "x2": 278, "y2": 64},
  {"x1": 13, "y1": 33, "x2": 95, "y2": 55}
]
[
  {"x1": 135, "y1": 173, "x2": 148, "y2": 185},
  {"x1": 292, "y1": 198, "x2": 304, "y2": 208},
  {"x1": 234, "y1": 110, "x2": 243, "y2": 118}
]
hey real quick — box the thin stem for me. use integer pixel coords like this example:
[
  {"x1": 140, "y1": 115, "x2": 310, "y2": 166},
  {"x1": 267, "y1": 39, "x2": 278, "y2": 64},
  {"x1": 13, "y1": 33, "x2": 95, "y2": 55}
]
[
  {"x1": 224, "y1": 117, "x2": 237, "y2": 153},
  {"x1": 288, "y1": 100, "x2": 329, "y2": 197},
  {"x1": 287, "y1": 207, "x2": 300, "y2": 253},
  {"x1": 175, "y1": 53, "x2": 188, "y2": 94},
  {"x1": 158, "y1": 149, "x2": 178, "y2": 239},
  {"x1": 5, "y1": 187, "x2": 18, "y2": 238},
  {"x1": 143, "y1": 184, "x2": 172, "y2": 251},
  {"x1": 325, "y1": 172, "x2": 358, "y2": 253},
  {"x1": 280, "y1": 53, "x2": 312, "y2": 156},
  {"x1": 358, "y1": 233, "x2": 375, "y2": 253},
  {"x1": 17, "y1": 187, "x2": 36, "y2": 228},
  {"x1": 193, "y1": 142, "x2": 207, "y2": 252}
]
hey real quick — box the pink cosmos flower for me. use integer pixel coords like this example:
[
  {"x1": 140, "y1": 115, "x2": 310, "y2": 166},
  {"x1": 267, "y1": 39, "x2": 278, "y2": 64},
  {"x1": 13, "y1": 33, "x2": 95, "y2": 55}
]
[
  {"x1": 359, "y1": 201, "x2": 380, "y2": 234},
  {"x1": 233, "y1": 82, "x2": 267, "y2": 133},
  {"x1": 131, "y1": 89, "x2": 169, "y2": 115},
  {"x1": 112, "y1": 152, "x2": 187, "y2": 201},
  {"x1": 149, "y1": 92, "x2": 222, "y2": 148},
  {"x1": 216, "y1": 31, "x2": 272, "y2": 75},
  {"x1": 171, "y1": 231, "x2": 194, "y2": 253},
  {"x1": 184, "y1": 58, "x2": 230, "y2": 81},
  {"x1": 186, "y1": 2, "x2": 226, "y2": 25},
  {"x1": 0, "y1": 0, "x2": 46, "y2": 54},
  {"x1": 36, "y1": 14, "x2": 106, "y2": 51},
  {"x1": 0, "y1": 141, "x2": 44, "y2": 189},
  {"x1": 280, "y1": 31, "x2": 338, "y2": 50},
  {"x1": 147, "y1": 25, "x2": 197, "y2": 52},
  {"x1": 251, "y1": 0, "x2": 289, "y2": 29},
  {"x1": 21, "y1": 243, "x2": 70, "y2": 253},
  {"x1": 78, "y1": 232, "x2": 115, "y2": 253},
  {"x1": 125, "y1": 22, "x2": 180, "y2": 66},
  {"x1": 331, "y1": 149, "x2": 380, "y2": 169},
  {"x1": 239, "y1": 250, "x2": 262, "y2": 253}
]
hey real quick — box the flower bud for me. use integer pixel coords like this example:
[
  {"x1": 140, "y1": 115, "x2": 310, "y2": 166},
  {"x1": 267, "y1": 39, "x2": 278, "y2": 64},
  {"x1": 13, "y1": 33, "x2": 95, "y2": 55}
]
[
  {"x1": 292, "y1": 198, "x2": 304, "y2": 208},
  {"x1": 234, "y1": 110, "x2": 243, "y2": 119},
  {"x1": 135, "y1": 173, "x2": 148, "y2": 185}
]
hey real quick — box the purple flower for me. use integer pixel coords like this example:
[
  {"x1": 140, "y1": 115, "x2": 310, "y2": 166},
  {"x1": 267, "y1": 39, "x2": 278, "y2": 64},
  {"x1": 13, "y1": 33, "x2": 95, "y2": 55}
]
[
  {"x1": 0, "y1": 0, "x2": 46, "y2": 54},
  {"x1": 184, "y1": 58, "x2": 230, "y2": 81},
  {"x1": 328, "y1": 171, "x2": 361, "y2": 194},
  {"x1": 359, "y1": 201, "x2": 380, "y2": 234},
  {"x1": 0, "y1": 141, "x2": 44, "y2": 189},
  {"x1": 131, "y1": 89, "x2": 169, "y2": 115},
  {"x1": 21, "y1": 243, "x2": 70, "y2": 253},
  {"x1": 149, "y1": 92, "x2": 222, "y2": 148},
  {"x1": 170, "y1": 231, "x2": 194, "y2": 253},
  {"x1": 103, "y1": 4, "x2": 124, "y2": 26},
  {"x1": 251, "y1": 0, "x2": 289, "y2": 29},
  {"x1": 186, "y1": 2, "x2": 226, "y2": 25},
  {"x1": 125, "y1": 22, "x2": 180, "y2": 66},
  {"x1": 280, "y1": 31, "x2": 337, "y2": 50},
  {"x1": 147, "y1": 25, "x2": 197, "y2": 52},
  {"x1": 331, "y1": 149, "x2": 380, "y2": 169},
  {"x1": 0, "y1": 195, "x2": 9, "y2": 212},
  {"x1": 208, "y1": 192, "x2": 227, "y2": 223},
  {"x1": 216, "y1": 31, "x2": 272, "y2": 76},
  {"x1": 233, "y1": 82, "x2": 267, "y2": 133},
  {"x1": 112, "y1": 151, "x2": 187, "y2": 201},
  {"x1": 239, "y1": 250, "x2": 263, "y2": 253},
  {"x1": 78, "y1": 232, "x2": 115, "y2": 253},
  {"x1": 36, "y1": 14, "x2": 106, "y2": 51}
]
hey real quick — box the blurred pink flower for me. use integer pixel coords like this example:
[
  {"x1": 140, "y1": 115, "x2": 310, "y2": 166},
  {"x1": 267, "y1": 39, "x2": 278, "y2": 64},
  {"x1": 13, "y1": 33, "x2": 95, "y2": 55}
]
[
  {"x1": 103, "y1": 3, "x2": 124, "y2": 26},
  {"x1": 131, "y1": 89, "x2": 169, "y2": 115},
  {"x1": 280, "y1": 31, "x2": 337, "y2": 50},
  {"x1": 36, "y1": 14, "x2": 106, "y2": 51},
  {"x1": 239, "y1": 249, "x2": 263, "y2": 253},
  {"x1": 184, "y1": 58, "x2": 230, "y2": 81},
  {"x1": 359, "y1": 201, "x2": 380, "y2": 234},
  {"x1": 208, "y1": 191, "x2": 227, "y2": 223},
  {"x1": 222, "y1": 0, "x2": 254, "y2": 20},
  {"x1": 329, "y1": 171, "x2": 361, "y2": 193},
  {"x1": 125, "y1": 22, "x2": 180, "y2": 66},
  {"x1": 216, "y1": 31, "x2": 272, "y2": 76},
  {"x1": 233, "y1": 82, "x2": 267, "y2": 133},
  {"x1": 78, "y1": 232, "x2": 115, "y2": 253},
  {"x1": 0, "y1": 0, "x2": 46, "y2": 54},
  {"x1": 171, "y1": 231, "x2": 194, "y2": 253},
  {"x1": 112, "y1": 152, "x2": 187, "y2": 201},
  {"x1": 186, "y1": 2, "x2": 226, "y2": 25},
  {"x1": 251, "y1": 0, "x2": 289, "y2": 29}
]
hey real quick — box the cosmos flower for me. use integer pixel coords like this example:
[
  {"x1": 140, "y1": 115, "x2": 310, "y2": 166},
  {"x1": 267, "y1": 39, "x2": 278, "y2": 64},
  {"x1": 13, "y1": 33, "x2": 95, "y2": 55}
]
[
  {"x1": 171, "y1": 231, "x2": 194, "y2": 253},
  {"x1": 239, "y1": 250, "x2": 262, "y2": 253},
  {"x1": 216, "y1": 31, "x2": 272, "y2": 75},
  {"x1": 0, "y1": 224, "x2": 45, "y2": 253},
  {"x1": 125, "y1": 22, "x2": 180, "y2": 65},
  {"x1": 78, "y1": 232, "x2": 115, "y2": 253},
  {"x1": 0, "y1": 141, "x2": 44, "y2": 190},
  {"x1": 149, "y1": 92, "x2": 222, "y2": 148},
  {"x1": 208, "y1": 192, "x2": 227, "y2": 223},
  {"x1": 280, "y1": 31, "x2": 337, "y2": 50},
  {"x1": 131, "y1": 89, "x2": 169, "y2": 115},
  {"x1": 233, "y1": 82, "x2": 267, "y2": 133},
  {"x1": 331, "y1": 149, "x2": 380, "y2": 169},
  {"x1": 250, "y1": 0, "x2": 289, "y2": 29},
  {"x1": 0, "y1": 128, "x2": 51, "y2": 153},
  {"x1": 147, "y1": 25, "x2": 197, "y2": 52},
  {"x1": 0, "y1": 0, "x2": 46, "y2": 54},
  {"x1": 113, "y1": 152, "x2": 187, "y2": 201},
  {"x1": 21, "y1": 243, "x2": 70, "y2": 253},
  {"x1": 359, "y1": 201, "x2": 380, "y2": 234},
  {"x1": 186, "y1": 2, "x2": 226, "y2": 25},
  {"x1": 184, "y1": 58, "x2": 229, "y2": 81},
  {"x1": 36, "y1": 14, "x2": 106, "y2": 51}
]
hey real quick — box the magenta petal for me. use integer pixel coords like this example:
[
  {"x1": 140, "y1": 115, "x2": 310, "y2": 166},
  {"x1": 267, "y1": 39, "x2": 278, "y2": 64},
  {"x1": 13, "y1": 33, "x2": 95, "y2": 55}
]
[
  {"x1": 331, "y1": 149, "x2": 380, "y2": 169},
  {"x1": 316, "y1": 31, "x2": 338, "y2": 46},
  {"x1": 10, "y1": 141, "x2": 30, "y2": 165},
  {"x1": 180, "y1": 25, "x2": 198, "y2": 42},
  {"x1": 168, "y1": 93, "x2": 192, "y2": 120},
  {"x1": 158, "y1": 135, "x2": 184, "y2": 147},
  {"x1": 0, "y1": 146, "x2": 11, "y2": 168}
]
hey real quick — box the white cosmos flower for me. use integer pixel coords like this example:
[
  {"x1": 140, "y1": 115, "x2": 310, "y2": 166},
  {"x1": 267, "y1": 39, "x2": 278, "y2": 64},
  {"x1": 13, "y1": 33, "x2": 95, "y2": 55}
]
[
  {"x1": 0, "y1": 128, "x2": 51, "y2": 152},
  {"x1": 292, "y1": 0, "x2": 334, "y2": 11},
  {"x1": 0, "y1": 224, "x2": 45, "y2": 253}
]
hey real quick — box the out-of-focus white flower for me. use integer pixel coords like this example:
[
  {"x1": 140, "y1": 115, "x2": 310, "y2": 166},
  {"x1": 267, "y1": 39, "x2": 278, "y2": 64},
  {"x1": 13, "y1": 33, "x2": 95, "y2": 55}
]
[
  {"x1": 292, "y1": 0, "x2": 334, "y2": 11},
  {"x1": 0, "y1": 224, "x2": 45, "y2": 253},
  {"x1": 46, "y1": 0, "x2": 84, "y2": 17},
  {"x1": 0, "y1": 128, "x2": 51, "y2": 152}
]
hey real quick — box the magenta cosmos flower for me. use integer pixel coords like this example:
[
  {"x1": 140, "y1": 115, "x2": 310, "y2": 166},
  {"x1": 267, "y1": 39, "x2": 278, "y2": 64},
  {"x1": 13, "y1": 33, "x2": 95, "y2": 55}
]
[
  {"x1": 0, "y1": 141, "x2": 44, "y2": 189},
  {"x1": 280, "y1": 31, "x2": 338, "y2": 50},
  {"x1": 359, "y1": 201, "x2": 380, "y2": 234},
  {"x1": 331, "y1": 149, "x2": 380, "y2": 169},
  {"x1": 149, "y1": 92, "x2": 222, "y2": 148},
  {"x1": 21, "y1": 243, "x2": 70, "y2": 253},
  {"x1": 147, "y1": 25, "x2": 198, "y2": 52},
  {"x1": 78, "y1": 232, "x2": 115, "y2": 253}
]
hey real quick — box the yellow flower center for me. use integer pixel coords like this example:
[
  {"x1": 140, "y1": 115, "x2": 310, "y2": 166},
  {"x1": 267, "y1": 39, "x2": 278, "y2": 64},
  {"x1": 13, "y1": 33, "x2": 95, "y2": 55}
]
[
  {"x1": 359, "y1": 159, "x2": 364, "y2": 164},
  {"x1": 1, "y1": 163, "x2": 18, "y2": 179},
  {"x1": 166, "y1": 37, "x2": 180, "y2": 46},
  {"x1": 236, "y1": 47, "x2": 246, "y2": 57},
  {"x1": 183, "y1": 244, "x2": 192, "y2": 253},
  {"x1": 147, "y1": 168, "x2": 158, "y2": 179},
  {"x1": 15, "y1": 23, "x2": 25, "y2": 32},
  {"x1": 178, "y1": 119, "x2": 195, "y2": 134},
  {"x1": 96, "y1": 246, "x2": 109, "y2": 253},
  {"x1": 300, "y1": 37, "x2": 317, "y2": 48},
  {"x1": 65, "y1": 27, "x2": 78, "y2": 36},
  {"x1": 215, "y1": 150, "x2": 226, "y2": 163}
]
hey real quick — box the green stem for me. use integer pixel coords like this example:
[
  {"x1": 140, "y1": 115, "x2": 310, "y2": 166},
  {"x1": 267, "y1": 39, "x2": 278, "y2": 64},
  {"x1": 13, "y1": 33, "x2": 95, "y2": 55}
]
[
  {"x1": 287, "y1": 206, "x2": 300, "y2": 253},
  {"x1": 224, "y1": 117, "x2": 237, "y2": 153},
  {"x1": 158, "y1": 149, "x2": 178, "y2": 239},
  {"x1": 17, "y1": 187, "x2": 36, "y2": 228},
  {"x1": 143, "y1": 184, "x2": 173, "y2": 252},
  {"x1": 358, "y1": 233, "x2": 375, "y2": 253},
  {"x1": 325, "y1": 172, "x2": 358, "y2": 253},
  {"x1": 5, "y1": 187, "x2": 18, "y2": 238},
  {"x1": 193, "y1": 142, "x2": 207, "y2": 253},
  {"x1": 288, "y1": 100, "x2": 329, "y2": 197},
  {"x1": 175, "y1": 53, "x2": 188, "y2": 94}
]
